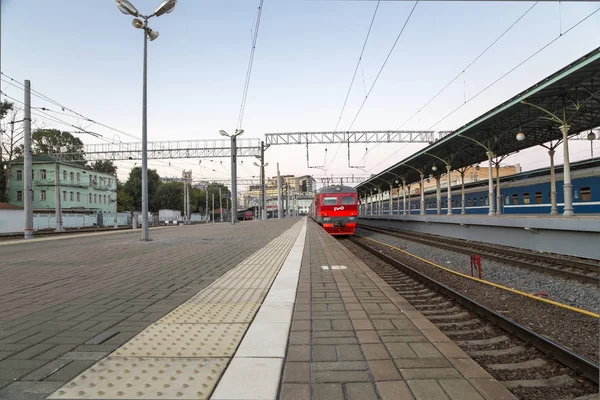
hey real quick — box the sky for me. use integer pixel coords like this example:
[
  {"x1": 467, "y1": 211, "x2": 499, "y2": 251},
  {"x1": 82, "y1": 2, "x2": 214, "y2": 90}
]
[{"x1": 1, "y1": 0, "x2": 599, "y2": 188}]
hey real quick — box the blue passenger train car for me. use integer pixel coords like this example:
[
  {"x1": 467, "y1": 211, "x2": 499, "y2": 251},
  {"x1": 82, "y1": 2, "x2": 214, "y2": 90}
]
[{"x1": 381, "y1": 159, "x2": 600, "y2": 215}]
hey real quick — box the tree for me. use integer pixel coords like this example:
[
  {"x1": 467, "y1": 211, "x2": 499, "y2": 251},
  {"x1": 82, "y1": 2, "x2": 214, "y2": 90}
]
[
  {"x1": 123, "y1": 167, "x2": 162, "y2": 212},
  {"x1": 154, "y1": 182, "x2": 184, "y2": 210},
  {"x1": 90, "y1": 160, "x2": 117, "y2": 175},
  {"x1": 0, "y1": 102, "x2": 18, "y2": 202},
  {"x1": 116, "y1": 181, "x2": 134, "y2": 212},
  {"x1": 15, "y1": 129, "x2": 85, "y2": 163}
]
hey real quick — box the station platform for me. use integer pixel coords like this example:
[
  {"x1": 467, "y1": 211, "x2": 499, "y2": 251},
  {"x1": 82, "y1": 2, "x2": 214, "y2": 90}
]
[
  {"x1": 0, "y1": 218, "x2": 514, "y2": 399},
  {"x1": 359, "y1": 214, "x2": 599, "y2": 259}
]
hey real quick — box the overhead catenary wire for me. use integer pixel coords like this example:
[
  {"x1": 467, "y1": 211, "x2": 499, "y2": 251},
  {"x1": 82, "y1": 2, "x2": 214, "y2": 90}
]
[
  {"x1": 236, "y1": 0, "x2": 264, "y2": 131},
  {"x1": 1, "y1": 73, "x2": 141, "y2": 141},
  {"x1": 425, "y1": 5, "x2": 600, "y2": 132},
  {"x1": 326, "y1": 1, "x2": 419, "y2": 173},
  {"x1": 366, "y1": 5, "x2": 600, "y2": 174}
]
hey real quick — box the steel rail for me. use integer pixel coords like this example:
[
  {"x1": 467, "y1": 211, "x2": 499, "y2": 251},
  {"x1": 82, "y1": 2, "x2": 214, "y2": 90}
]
[
  {"x1": 359, "y1": 224, "x2": 599, "y2": 284},
  {"x1": 348, "y1": 235, "x2": 599, "y2": 384}
]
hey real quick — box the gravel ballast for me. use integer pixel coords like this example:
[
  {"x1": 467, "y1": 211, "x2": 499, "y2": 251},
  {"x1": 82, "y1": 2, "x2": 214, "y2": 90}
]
[
  {"x1": 353, "y1": 228, "x2": 599, "y2": 362},
  {"x1": 356, "y1": 228, "x2": 599, "y2": 314}
]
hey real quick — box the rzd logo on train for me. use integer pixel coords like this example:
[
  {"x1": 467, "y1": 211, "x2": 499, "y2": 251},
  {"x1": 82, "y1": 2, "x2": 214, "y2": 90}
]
[{"x1": 333, "y1": 206, "x2": 345, "y2": 211}]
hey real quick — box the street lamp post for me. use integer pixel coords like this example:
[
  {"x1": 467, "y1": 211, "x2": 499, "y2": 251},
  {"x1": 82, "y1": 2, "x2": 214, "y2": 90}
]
[
  {"x1": 116, "y1": 0, "x2": 176, "y2": 241},
  {"x1": 219, "y1": 129, "x2": 244, "y2": 225}
]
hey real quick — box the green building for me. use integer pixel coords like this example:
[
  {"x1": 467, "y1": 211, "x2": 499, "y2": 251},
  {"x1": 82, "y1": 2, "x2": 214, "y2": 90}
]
[{"x1": 6, "y1": 155, "x2": 117, "y2": 213}]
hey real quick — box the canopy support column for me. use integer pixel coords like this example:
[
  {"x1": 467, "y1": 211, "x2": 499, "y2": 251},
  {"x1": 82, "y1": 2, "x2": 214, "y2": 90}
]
[
  {"x1": 435, "y1": 176, "x2": 441, "y2": 215},
  {"x1": 460, "y1": 171, "x2": 466, "y2": 215},
  {"x1": 487, "y1": 151, "x2": 495, "y2": 216},
  {"x1": 446, "y1": 165, "x2": 452, "y2": 215},
  {"x1": 549, "y1": 149, "x2": 558, "y2": 215},
  {"x1": 420, "y1": 174, "x2": 425, "y2": 215},
  {"x1": 560, "y1": 124, "x2": 574, "y2": 216}
]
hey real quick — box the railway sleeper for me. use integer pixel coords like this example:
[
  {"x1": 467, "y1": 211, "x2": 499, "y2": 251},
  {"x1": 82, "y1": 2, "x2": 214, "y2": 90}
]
[
  {"x1": 435, "y1": 319, "x2": 482, "y2": 329},
  {"x1": 457, "y1": 335, "x2": 511, "y2": 347},
  {"x1": 419, "y1": 306, "x2": 463, "y2": 315},
  {"x1": 425, "y1": 311, "x2": 472, "y2": 321},
  {"x1": 502, "y1": 374, "x2": 577, "y2": 389},
  {"x1": 468, "y1": 345, "x2": 527, "y2": 357},
  {"x1": 486, "y1": 358, "x2": 548, "y2": 371}
]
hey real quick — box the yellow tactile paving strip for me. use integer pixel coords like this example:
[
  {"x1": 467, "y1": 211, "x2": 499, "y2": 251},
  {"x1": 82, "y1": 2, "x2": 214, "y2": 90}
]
[{"x1": 48, "y1": 220, "x2": 305, "y2": 400}]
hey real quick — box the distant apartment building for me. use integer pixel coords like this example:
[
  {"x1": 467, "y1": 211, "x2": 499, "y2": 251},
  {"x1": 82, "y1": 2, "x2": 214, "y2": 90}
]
[
  {"x1": 245, "y1": 174, "x2": 316, "y2": 200},
  {"x1": 6, "y1": 155, "x2": 117, "y2": 213}
]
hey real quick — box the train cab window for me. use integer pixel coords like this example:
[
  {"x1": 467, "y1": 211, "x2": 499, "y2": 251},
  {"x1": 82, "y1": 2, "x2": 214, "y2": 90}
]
[
  {"x1": 323, "y1": 197, "x2": 338, "y2": 205},
  {"x1": 523, "y1": 193, "x2": 530, "y2": 204},
  {"x1": 505, "y1": 195, "x2": 509, "y2": 205},
  {"x1": 340, "y1": 197, "x2": 355, "y2": 205},
  {"x1": 580, "y1": 187, "x2": 591, "y2": 201},
  {"x1": 512, "y1": 194, "x2": 519, "y2": 205},
  {"x1": 535, "y1": 192, "x2": 543, "y2": 204}
]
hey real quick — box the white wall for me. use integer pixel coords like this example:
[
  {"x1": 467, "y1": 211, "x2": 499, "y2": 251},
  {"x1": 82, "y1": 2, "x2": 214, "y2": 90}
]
[
  {"x1": 0, "y1": 210, "x2": 24, "y2": 234},
  {"x1": 0, "y1": 212, "x2": 131, "y2": 234}
]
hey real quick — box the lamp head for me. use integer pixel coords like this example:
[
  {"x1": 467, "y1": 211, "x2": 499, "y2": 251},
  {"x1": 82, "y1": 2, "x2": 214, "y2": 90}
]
[
  {"x1": 253, "y1": 162, "x2": 259, "y2": 167},
  {"x1": 147, "y1": 30, "x2": 160, "y2": 41},
  {"x1": 516, "y1": 132, "x2": 526, "y2": 142},
  {"x1": 132, "y1": 18, "x2": 143, "y2": 28},
  {"x1": 219, "y1": 130, "x2": 229, "y2": 137},
  {"x1": 587, "y1": 131, "x2": 596, "y2": 141},
  {"x1": 235, "y1": 129, "x2": 244, "y2": 136},
  {"x1": 431, "y1": 164, "x2": 438, "y2": 172},
  {"x1": 153, "y1": 0, "x2": 177, "y2": 17},
  {"x1": 117, "y1": 0, "x2": 140, "y2": 16},
  {"x1": 475, "y1": 164, "x2": 480, "y2": 171}
]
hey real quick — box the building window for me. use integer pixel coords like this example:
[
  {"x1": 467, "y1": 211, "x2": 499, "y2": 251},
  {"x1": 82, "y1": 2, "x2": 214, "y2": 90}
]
[
  {"x1": 89, "y1": 176, "x2": 93, "y2": 186},
  {"x1": 467, "y1": 199, "x2": 472, "y2": 207},
  {"x1": 63, "y1": 170, "x2": 67, "y2": 181},
  {"x1": 70, "y1": 192, "x2": 74, "y2": 201},
  {"x1": 484, "y1": 197, "x2": 489, "y2": 206},
  {"x1": 505, "y1": 195, "x2": 509, "y2": 205},
  {"x1": 40, "y1": 169, "x2": 47, "y2": 179},
  {"x1": 70, "y1": 172, "x2": 74, "y2": 181},
  {"x1": 77, "y1": 192, "x2": 80, "y2": 202},
  {"x1": 512, "y1": 194, "x2": 519, "y2": 205},
  {"x1": 94, "y1": 194, "x2": 97, "y2": 203},
  {"x1": 108, "y1": 178, "x2": 112, "y2": 187},
  {"x1": 41, "y1": 190, "x2": 47, "y2": 201},
  {"x1": 580, "y1": 187, "x2": 591, "y2": 201},
  {"x1": 62, "y1": 191, "x2": 66, "y2": 201},
  {"x1": 16, "y1": 191, "x2": 23, "y2": 201},
  {"x1": 77, "y1": 172, "x2": 80, "y2": 182},
  {"x1": 16, "y1": 170, "x2": 23, "y2": 181},
  {"x1": 535, "y1": 192, "x2": 543, "y2": 204},
  {"x1": 89, "y1": 193, "x2": 92, "y2": 203},
  {"x1": 523, "y1": 193, "x2": 530, "y2": 204}
]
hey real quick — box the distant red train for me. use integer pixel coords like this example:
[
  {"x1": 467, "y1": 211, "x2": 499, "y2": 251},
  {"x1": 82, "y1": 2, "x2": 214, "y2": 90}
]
[{"x1": 309, "y1": 185, "x2": 358, "y2": 236}]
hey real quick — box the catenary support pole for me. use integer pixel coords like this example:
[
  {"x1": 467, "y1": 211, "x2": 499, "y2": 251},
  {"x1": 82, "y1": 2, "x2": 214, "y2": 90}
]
[
  {"x1": 113, "y1": 176, "x2": 118, "y2": 229},
  {"x1": 23, "y1": 80, "x2": 33, "y2": 239},
  {"x1": 219, "y1": 187, "x2": 223, "y2": 222},
  {"x1": 260, "y1": 141, "x2": 266, "y2": 220},
  {"x1": 277, "y1": 163, "x2": 282, "y2": 219},
  {"x1": 54, "y1": 164, "x2": 63, "y2": 232},
  {"x1": 212, "y1": 193, "x2": 215, "y2": 223}
]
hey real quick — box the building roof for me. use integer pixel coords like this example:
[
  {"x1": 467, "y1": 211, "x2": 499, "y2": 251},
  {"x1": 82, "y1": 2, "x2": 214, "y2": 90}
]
[
  {"x1": 357, "y1": 46, "x2": 600, "y2": 194},
  {"x1": 0, "y1": 202, "x2": 23, "y2": 210},
  {"x1": 11, "y1": 155, "x2": 90, "y2": 170}
]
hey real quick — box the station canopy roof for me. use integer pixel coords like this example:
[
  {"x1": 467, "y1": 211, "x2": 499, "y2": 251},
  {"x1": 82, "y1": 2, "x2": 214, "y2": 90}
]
[{"x1": 357, "y1": 46, "x2": 600, "y2": 194}]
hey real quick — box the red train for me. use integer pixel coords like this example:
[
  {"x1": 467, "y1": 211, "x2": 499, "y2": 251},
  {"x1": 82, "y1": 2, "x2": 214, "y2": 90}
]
[{"x1": 309, "y1": 185, "x2": 358, "y2": 236}]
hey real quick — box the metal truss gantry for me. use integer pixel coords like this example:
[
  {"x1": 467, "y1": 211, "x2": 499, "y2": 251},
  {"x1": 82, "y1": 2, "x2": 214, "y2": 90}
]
[
  {"x1": 264, "y1": 130, "x2": 452, "y2": 145},
  {"x1": 51, "y1": 138, "x2": 262, "y2": 161},
  {"x1": 264, "y1": 130, "x2": 452, "y2": 169}
]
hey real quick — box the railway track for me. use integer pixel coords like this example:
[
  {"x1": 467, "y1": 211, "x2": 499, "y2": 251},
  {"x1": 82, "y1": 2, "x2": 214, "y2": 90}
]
[
  {"x1": 359, "y1": 224, "x2": 600, "y2": 285},
  {"x1": 344, "y1": 236, "x2": 599, "y2": 400}
]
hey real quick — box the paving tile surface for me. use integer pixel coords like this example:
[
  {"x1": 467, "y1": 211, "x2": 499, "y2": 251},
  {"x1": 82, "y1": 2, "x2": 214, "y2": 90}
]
[
  {"x1": 0, "y1": 219, "x2": 298, "y2": 399},
  {"x1": 280, "y1": 219, "x2": 517, "y2": 400}
]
